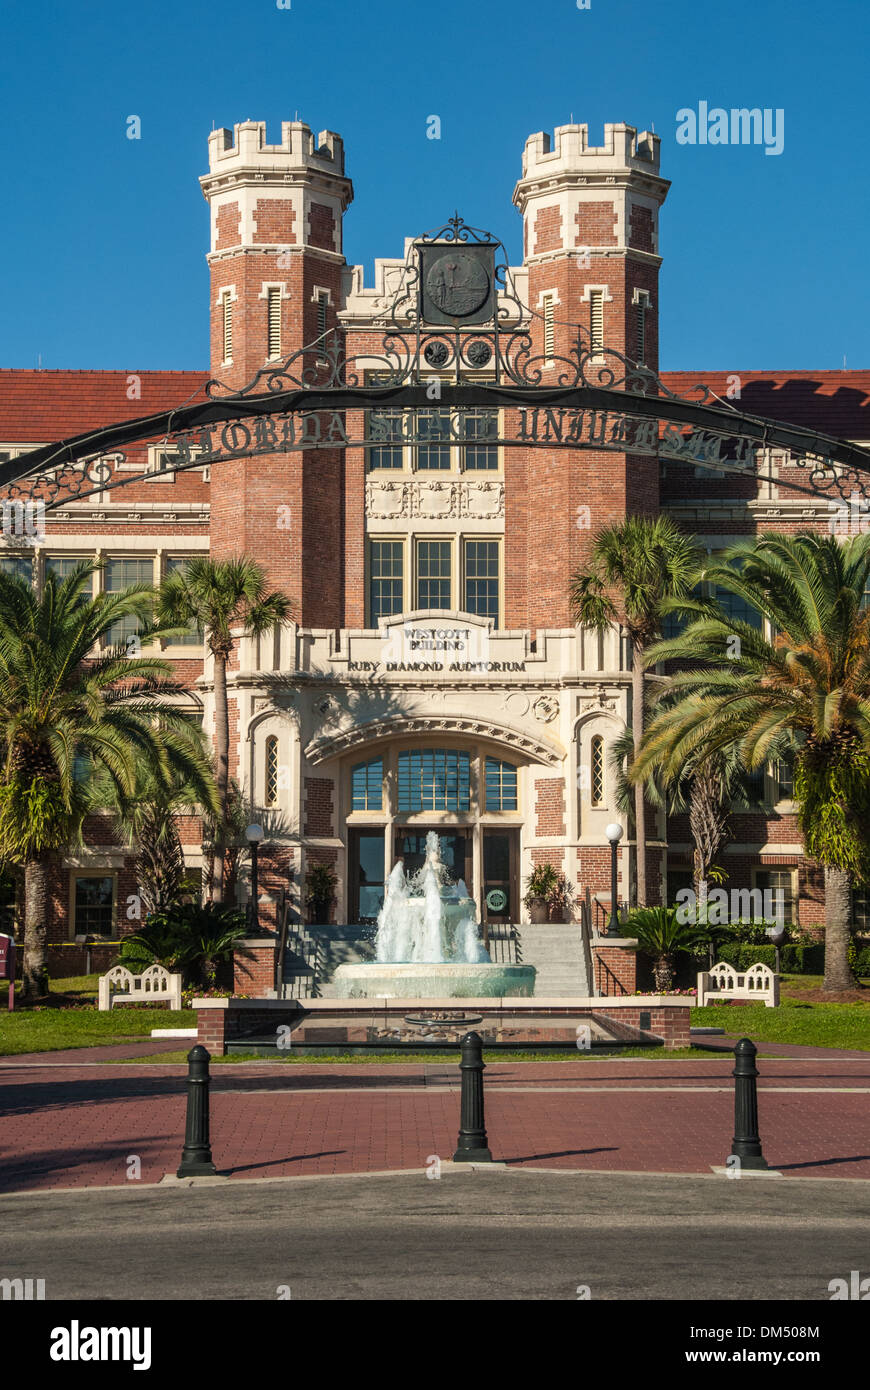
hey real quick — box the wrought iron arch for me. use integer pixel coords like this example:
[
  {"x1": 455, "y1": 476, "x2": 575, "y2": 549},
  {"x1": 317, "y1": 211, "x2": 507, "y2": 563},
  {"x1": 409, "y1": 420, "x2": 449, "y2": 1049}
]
[{"x1": 3, "y1": 215, "x2": 870, "y2": 508}]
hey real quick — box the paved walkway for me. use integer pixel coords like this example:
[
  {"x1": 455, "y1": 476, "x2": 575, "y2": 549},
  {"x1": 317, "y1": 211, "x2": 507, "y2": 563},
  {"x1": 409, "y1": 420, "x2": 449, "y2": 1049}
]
[{"x1": 1, "y1": 1045, "x2": 868, "y2": 1192}]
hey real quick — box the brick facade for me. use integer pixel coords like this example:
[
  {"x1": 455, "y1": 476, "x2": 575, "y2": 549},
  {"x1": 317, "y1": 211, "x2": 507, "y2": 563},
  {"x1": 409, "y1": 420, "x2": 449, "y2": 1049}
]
[{"x1": 0, "y1": 115, "x2": 864, "y2": 952}]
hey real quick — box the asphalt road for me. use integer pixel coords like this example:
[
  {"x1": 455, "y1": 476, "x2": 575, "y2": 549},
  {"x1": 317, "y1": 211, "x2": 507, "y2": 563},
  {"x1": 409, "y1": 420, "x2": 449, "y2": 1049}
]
[{"x1": 2, "y1": 1168, "x2": 868, "y2": 1301}]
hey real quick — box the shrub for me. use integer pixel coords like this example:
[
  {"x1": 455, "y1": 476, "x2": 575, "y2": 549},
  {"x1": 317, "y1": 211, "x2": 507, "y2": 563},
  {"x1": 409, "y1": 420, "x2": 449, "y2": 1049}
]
[
  {"x1": 716, "y1": 942, "x2": 825, "y2": 974},
  {"x1": 119, "y1": 902, "x2": 250, "y2": 988}
]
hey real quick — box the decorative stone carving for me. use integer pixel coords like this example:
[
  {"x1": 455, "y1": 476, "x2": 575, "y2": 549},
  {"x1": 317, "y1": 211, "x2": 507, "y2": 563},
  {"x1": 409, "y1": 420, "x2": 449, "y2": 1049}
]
[
  {"x1": 576, "y1": 683, "x2": 618, "y2": 713},
  {"x1": 533, "y1": 695, "x2": 559, "y2": 723},
  {"x1": 366, "y1": 478, "x2": 505, "y2": 520}
]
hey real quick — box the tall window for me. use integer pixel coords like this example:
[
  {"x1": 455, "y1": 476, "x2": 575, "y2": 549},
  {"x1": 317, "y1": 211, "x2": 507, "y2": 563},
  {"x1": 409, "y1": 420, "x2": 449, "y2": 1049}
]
[
  {"x1": 105, "y1": 557, "x2": 154, "y2": 648},
  {"x1": 462, "y1": 410, "x2": 498, "y2": 470},
  {"x1": 221, "y1": 292, "x2": 233, "y2": 363},
  {"x1": 163, "y1": 556, "x2": 201, "y2": 646},
  {"x1": 589, "y1": 291, "x2": 604, "y2": 354},
  {"x1": 397, "y1": 749, "x2": 471, "y2": 812},
  {"x1": 416, "y1": 541, "x2": 451, "y2": 609},
  {"x1": 369, "y1": 540, "x2": 404, "y2": 625},
  {"x1": 267, "y1": 288, "x2": 282, "y2": 359},
  {"x1": 265, "y1": 736, "x2": 279, "y2": 807},
  {"x1": 351, "y1": 756, "x2": 383, "y2": 811},
  {"x1": 464, "y1": 540, "x2": 499, "y2": 623},
  {"x1": 74, "y1": 875, "x2": 115, "y2": 936},
  {"x1": 367, "y1": 409, "x2": 405, "y2": 470},
  {"x1": 416, "y1": 409, "x2": 452, "y2": 470},
  {"x1": 485, "y1": 758, "x2": 517, "y2": 811},
  {"x1": 591, "y1": 735, "x2": 604, "y2": 805},
  {"x1": 754, "y1": 868, "x2": 797, "y2": 924}
]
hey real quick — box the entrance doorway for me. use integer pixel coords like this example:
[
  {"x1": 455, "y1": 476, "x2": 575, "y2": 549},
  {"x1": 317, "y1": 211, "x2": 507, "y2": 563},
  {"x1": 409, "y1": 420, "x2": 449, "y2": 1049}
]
[
  {"x1": 394, "y1": 829, "x2": 473, "y2": 892},
  {"x1": 482, "y1": 828, "x2": 519, "y2": 924}
]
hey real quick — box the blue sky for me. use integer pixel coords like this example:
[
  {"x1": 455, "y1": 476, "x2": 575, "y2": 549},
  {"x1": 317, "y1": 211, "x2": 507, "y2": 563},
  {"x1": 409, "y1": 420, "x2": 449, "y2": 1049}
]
[{"x1": 1, "y1": 0, "x2": 867, "y2": 371}]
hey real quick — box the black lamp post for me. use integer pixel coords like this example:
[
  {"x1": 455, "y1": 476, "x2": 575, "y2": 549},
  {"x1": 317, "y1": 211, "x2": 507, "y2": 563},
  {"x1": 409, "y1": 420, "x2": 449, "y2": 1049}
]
[
  {"x1": 768, "y1": 923, "x2": 787, "y2": 976},
  {"x1": 246, "y1": 823, "x2": 264, "y2": 934},
  {"x1": 605, "y1": 822, "x2": 623, "y2": 936}
]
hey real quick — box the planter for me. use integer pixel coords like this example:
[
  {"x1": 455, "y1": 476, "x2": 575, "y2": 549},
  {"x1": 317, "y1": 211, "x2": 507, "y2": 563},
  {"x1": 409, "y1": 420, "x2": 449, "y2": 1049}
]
[
  {"x1": 548, "y1": 904, "x2": 567, "y2": 924},
  {"x1": 310, "y1": 900, "x2": 331, "y2": 926},
  {"x1": 527, "y1": 896, "x2": 548, "y2": 924}
]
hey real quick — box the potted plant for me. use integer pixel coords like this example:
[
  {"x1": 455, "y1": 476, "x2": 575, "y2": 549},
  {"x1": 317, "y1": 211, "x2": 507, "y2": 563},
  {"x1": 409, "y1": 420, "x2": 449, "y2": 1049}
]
[
  {"x1": 547, "y1": 870, "x2": 574, "y2": 923},
  {"x1": 523, "y1": 863, "x2": 559, "y2": 923},
  {"x1": 305, "y1": 863, "x2": 338, "y2": 925}
]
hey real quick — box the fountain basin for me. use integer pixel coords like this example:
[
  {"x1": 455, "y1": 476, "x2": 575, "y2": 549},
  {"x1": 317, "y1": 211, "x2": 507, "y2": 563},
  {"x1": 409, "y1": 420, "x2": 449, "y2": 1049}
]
[{"x1": 332, "y1": 962, "x2": 536, "y2": 999}]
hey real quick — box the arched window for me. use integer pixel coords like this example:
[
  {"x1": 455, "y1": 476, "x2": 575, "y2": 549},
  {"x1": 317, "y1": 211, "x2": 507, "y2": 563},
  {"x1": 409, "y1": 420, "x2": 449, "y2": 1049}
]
[
  {"x1": 351, "y1": 756, "x2": 383, "y2": 811},
  {"x1": 397, "y1": 749, "x2": 470, "y2": 812},
  {"x1": 485, "y1": 758, "x2": 517, "y2": 811},
  {"x1": 265, "y1": 736, "x2": 279, "y2": 807},
  {"x1": 590, "y1": 735, "x2": 604, "y2": 806}
]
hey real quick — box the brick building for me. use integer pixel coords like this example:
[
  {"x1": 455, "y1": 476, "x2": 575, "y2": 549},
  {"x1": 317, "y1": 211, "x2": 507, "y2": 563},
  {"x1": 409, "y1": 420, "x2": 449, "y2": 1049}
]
[{"x1": 2, "y1": 115, "x2": 869, "y2": 941}]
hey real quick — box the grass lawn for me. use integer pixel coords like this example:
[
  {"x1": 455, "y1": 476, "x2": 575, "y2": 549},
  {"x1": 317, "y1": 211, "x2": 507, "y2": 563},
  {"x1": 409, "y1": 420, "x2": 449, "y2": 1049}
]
[
  {"x1": 127, "y1": 1046, "x2": 703, "y2": 1064},
  {"x1": 0, "y1": 1006, "x2": 190, "y2": 1055},
  {"x1": 693, "y1": 992, "x2": 870, "y2": 1051}
]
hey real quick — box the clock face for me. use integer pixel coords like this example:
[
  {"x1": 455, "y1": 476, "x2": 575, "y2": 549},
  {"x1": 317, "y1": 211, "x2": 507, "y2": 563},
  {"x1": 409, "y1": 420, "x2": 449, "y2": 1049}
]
[{"x1": 425, "y1": 252, "x2": 491, "y2": 319}]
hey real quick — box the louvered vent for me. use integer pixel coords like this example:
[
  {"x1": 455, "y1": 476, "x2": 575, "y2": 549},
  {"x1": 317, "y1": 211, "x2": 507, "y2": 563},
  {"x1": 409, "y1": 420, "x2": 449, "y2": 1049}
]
[
  {"x1": 267, "y1": 288, "x2": 281, "y2": 359},
  {"x1": 590, "y1": 291, "x2": 604, "y2": 354}
]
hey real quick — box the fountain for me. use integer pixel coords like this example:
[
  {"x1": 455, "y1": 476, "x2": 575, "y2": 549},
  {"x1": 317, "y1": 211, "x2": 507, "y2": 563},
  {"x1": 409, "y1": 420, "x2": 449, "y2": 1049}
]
[{"x1": 333, "y1": 831, "x2": 536, "y2": 999}]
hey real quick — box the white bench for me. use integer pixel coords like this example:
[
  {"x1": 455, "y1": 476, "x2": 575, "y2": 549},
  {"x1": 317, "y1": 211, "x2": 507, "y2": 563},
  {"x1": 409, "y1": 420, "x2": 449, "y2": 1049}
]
[
  {"x1": 697, "y1": 961, "x2": 779, "y2": 1008},
  {"x1": 98, "y1": 964, "x2": 182, "y2": 1011}
]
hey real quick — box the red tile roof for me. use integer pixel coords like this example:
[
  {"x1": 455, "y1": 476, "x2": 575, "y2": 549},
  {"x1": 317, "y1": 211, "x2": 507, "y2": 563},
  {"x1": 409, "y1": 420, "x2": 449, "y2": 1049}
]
[
  {"x1": 659, "y1": 370, "x2": 870, "y2": 441},
  {"x1": 1, "y1": 367, "x2": 869, "y2": 444},
  {"x1": 0, "y1": 371, "x2": 210, "y2": 441}
]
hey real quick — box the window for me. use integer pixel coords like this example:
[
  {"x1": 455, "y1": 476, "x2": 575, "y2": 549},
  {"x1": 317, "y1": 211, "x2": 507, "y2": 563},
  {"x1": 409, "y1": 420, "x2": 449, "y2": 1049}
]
[
  {"x1": 591, "y1": 735, "x2": 604, "y2": 806},
  {"x1": 0, "y1": 555, "x2": 32, "y2": 582},
  {"x1": 416, "y1": 540, "x2": 451, "y2": 610},
  {"x1": 397, "y1": 749, "x2": 471, "y2": 812},
  {"x1": 754, "y1": 868, "x2": 797, "y2": 925},
  {"x1": 367, "y1": 409, "x2": 404, "y2": 470},
  {"x1": 462, "y1": 410, "x2": 498, "y2": 470},
  {"x1": 853, "y1": 884, "x2": 870, "y2": 933},
  {"x1": 105, "y1": 557, "x2": 154, "y2": 648},
  {"x1": 351, "y1": 756, "x2": 383, "y2": 811},
  {"x1": 369, "y1": 540, "x2": 404, "y2": 625},
  {"x1": 773, "y1": 757, "x2": 794, "y2": 802},
  {"x1": 589, "y1": 291, "x2": 604, "y2": 354},
  {"x1": 221, "y1": 292, "x2": 233, "y2": 363},
  {"x1": 267, "y1": 288, "x2": 282, "y2": 359},
  {"x1": 74, "y1": 875, "x2": 115, "y2": 936},
  {"x1": 738, "y1": 765, "x2": 766, "y2": 807},
  {"x1": 485, "y1": 758, "x2": 517, "y2": 811},
  {"x1": 416, "y1": 409, "x2": 451, "y2": 470},
  {"x1": 265, "y1": 736, "x2": 279, "y2": 807},
  {"x1": 163, "y1": 556, "x2": 201, "y2": 646},
  {"x1": 45, "y1": 555, "x2": 91, "y2": 583},
  {"x1": 464, "y1": 540, "x2": 499, "y2": 623},
  {"x1": 542, "y1": 293, "x2": 555, "y2": 359},
  {"x1": 712, "y1": 584, "x2": 763, "y2": 629}
]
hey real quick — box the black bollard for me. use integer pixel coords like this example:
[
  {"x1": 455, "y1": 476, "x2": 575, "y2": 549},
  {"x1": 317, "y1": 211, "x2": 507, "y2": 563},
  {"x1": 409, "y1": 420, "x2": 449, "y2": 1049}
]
[
  {"x1": 452, "y1": 1031, "x2": 493, "y2": 1163},
  {"x1": 730, "y1": 1037, "x2": 768, "y2": 1171},
  {"x1": 177, "y1": 1044, "x2": 217, "y2": 1177}
]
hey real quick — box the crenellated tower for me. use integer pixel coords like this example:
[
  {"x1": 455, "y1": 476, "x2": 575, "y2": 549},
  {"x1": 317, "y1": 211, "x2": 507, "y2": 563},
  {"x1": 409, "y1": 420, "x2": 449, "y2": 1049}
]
[
  {"x1": 506, "y1": 123, "x2": 670, "y2": 631},
  {"x1": 199, "y1": 120, "x2": 353, "y2": 617}
]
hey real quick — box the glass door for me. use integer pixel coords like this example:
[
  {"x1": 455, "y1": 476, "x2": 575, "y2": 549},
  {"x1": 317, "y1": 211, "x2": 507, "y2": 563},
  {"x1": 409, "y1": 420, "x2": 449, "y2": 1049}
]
[
  {"x1": 394, "y1": 829, "x2": 473, "y2": 894},
  {"x1": 482, "y1": 829, "x2": 518, "y2": 923},
  {"x1": 349, "y1": 829, "x2": 386, "y2": 925}
]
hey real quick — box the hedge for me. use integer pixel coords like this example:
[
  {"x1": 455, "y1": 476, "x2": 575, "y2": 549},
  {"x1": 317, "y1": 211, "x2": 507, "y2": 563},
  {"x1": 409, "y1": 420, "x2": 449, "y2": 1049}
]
[{"x1": 716, "y1": 942, "x2": 825, "y2": 974}]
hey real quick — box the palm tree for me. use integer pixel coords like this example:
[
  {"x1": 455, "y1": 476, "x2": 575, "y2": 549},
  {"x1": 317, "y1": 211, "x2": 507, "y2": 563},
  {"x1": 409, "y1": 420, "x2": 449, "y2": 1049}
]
[
  {"x1": 611, "y1": 722, "x2": 748, "y2": 915},
  {"x1": 633, "y1": 530, "x2": 870, "y2": 992},
  {"x1": 102, "y1": 747, "x2": 218, "y2": 917},
  {"x1": 569, "y1": 517, "x2": 701, "y2": 906},
  {"x1": 0, "y1": 561, "x2": 215, "y2": 998},
  {"x1": 156, "y1": 558, "x2": 293, "y2": 903},
  {"x1": 623, "y1": 905, "x2": 709, "y2": 992}
]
